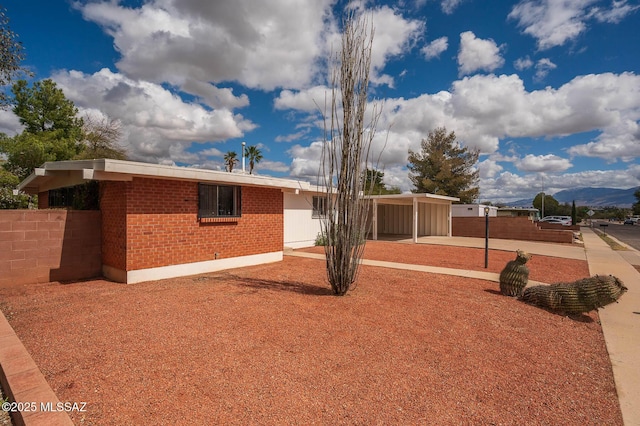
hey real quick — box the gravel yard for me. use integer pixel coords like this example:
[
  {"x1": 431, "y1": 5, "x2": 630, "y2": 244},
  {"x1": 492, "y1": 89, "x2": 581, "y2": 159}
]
[{"x1": 0, "y1": 242, "x2": 621, "y2": 425}]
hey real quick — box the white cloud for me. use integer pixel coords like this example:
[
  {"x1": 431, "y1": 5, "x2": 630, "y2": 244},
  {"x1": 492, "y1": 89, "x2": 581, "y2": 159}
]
[
  {"x1": 514, "y1": 56, "x2": 534, "y2": 70},
  {"x1": 367, "y1": 6, "x2": 425, "y2": 87},
  {"x1": 0, "y1": 109, "x2": 23, "y2": 136},
  {"x1": 274, "y1": 86, "x2": 332, "y2": 113},
  {"x1": 534, "y1": 58, "x2": 557, "y2": 80},
  {"x1": 288, "y1": 141, "x2": 326, "y2": 183},
  {"x1": 568, "y1": 118, "x2": 640, "y2": 160},
  {"x1": 588, "y1": 0, "x2": 640, "y2": 23},
  {"x1": 478, "y1": 159, "x2": 504, "y2": 179},
  {"x1": 78, "y1": 0, "x2": 335, "y2": 92},
  {"x1": 516, "y1": 154, "x2": 573, "y2": 172},
  {"x1": 509, "y1": 0, "x2": 638, "y2": 51},
  {"x1": 441, "y1": 0, "x2": 466, "y2": 14},
  {"x1": 275, "y1": 129, "x2": 311, "y2": 143},
  {"x1": 457, "y1": 31, "x2": 504, "y2": 76},
  {"x1": 258, "y1": 159, "x2": 290, "y2": 173},
  {"x1": 285, "y1": 72, "x2": 640, "y2": 183},
  {"x1": 50, "y1": 68, "x2": 255, "y2": 164},
  {"x1": 421, "y1": 37, "x2": 449, "y2": 60},
  {"x1": 481, "y1": 167, "x2": 640, "y2": 203}
]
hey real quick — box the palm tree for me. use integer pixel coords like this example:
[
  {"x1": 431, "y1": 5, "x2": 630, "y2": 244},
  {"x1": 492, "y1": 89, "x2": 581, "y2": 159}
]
[
  {"x1": 223, "y1": 151, "x2": 238, "y2": 172},
  {"x1": 245, "y1": 145, "x2": 263, "y2": 174}
]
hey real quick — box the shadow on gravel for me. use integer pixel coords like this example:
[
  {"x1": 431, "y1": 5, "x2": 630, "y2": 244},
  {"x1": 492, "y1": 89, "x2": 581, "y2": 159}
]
[
  {"x1": 483, "y1": 289, "x2": 595, "y2": 323},
  {"x1": 199, "y1": 274, "x2": 334, "y2": 296}
]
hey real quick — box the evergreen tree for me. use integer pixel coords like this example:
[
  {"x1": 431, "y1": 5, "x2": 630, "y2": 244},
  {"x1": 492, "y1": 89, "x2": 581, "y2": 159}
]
[
  {"x1": 407, "y1": 127, "x2": 479, "y2": 203},
  {"x1": 364, "y1": 168, "x2": 401, "y2": 195},
  {"x1": 633, "y1": 188, "x2": 640, "y2": 215},
  {"x1": 1, "y1": 79, "x2": 84, "y2": 180}
]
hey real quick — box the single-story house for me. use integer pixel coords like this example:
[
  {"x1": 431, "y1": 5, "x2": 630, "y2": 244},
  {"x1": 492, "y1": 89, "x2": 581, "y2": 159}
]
[
  {"x1": 18, "y1": 159, "x2": 311, "y2": 284},
  {"x1": 451, "y1": 204, "x2": 498, "y2": 218},
  {"x1": 497, "y1": 207, "x2": 539, "y2": 220},
  {"x1": 17, "y1": 159, "x2": 460, "y2": 283}
]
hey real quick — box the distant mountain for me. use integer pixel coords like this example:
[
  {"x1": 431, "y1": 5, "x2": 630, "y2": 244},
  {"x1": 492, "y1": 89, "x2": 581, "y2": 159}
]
[{"x1": 505, "y1": 187, "x2": 638, "y2": 208}]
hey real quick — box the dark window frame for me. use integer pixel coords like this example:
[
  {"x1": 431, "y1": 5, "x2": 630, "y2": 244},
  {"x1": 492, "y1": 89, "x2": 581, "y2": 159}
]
[
  {"x1": 198, "y1": 183, "x2": 242, "y2": 219},
  {"x1": 312, "y1": 195, "x2": 327, "y2": 218}
]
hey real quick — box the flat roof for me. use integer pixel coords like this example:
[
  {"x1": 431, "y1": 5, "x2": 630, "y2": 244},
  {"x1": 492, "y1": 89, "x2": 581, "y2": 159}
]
[
  {"x1": 366, "y1": 192, "x2": 459, "y2": 204},
  {"x1": 18, "y1": 159, "x2": 312, "y2": 194}
]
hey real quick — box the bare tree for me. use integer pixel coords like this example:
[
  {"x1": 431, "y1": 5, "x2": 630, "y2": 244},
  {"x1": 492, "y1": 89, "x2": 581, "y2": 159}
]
[
  {"x1": 76, "y1": 114, "x2": 127, "y2": 160},
  {"x1": 320, "y1": 11, "x2": 381, "y2": 296}
]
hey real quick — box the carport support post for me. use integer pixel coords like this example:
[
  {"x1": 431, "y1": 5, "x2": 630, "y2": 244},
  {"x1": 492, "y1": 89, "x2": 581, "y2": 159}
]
[
  {"x1": 484, "y1": 206, "x2": 489, "y2": 268},
  {"x1": 413, "y1": 197, "x2": 418, "y2": 243},
  {"x1": 372, "y1": 199, "x2": 378, "y2": 240}
]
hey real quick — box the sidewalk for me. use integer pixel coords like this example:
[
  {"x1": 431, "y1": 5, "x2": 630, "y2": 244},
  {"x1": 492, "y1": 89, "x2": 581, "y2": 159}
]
[
  {"x1": 581, "y1": 228, "x2": 640, "y2": 426},
  {"x1": 287, "y1": 229, "x2": 640, "y2": 425}
]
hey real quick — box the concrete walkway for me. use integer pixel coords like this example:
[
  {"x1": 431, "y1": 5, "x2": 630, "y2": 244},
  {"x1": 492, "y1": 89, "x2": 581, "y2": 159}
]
[{"x1": 287, "y1": 228, "x2": 639, "y2": 426}]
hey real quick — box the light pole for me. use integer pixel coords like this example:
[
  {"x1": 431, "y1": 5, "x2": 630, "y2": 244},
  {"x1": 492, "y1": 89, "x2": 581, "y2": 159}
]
[
  {"x1": 540, "y1": 175, "x2": 545, "y2": 218},
  {"x1": 241, "y1": 141, "x2": 246, "y2": 173},
  {"x1": 484, "y1": 206, "x2": 490, "y2": 269}
]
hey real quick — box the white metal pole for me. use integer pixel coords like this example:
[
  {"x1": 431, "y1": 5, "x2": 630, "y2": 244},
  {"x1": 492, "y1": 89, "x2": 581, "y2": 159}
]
[{"x1": 241, "y1": 141, "x2": 246, "y2": 173}]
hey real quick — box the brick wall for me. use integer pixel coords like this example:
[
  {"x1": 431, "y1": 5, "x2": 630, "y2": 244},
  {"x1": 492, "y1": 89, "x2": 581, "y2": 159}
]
[
  {"x1": 452, "y1": 216, "x2": 574, "y2": 244},
  {"x1": 38, "y1": 192, "x2": 49, "y2": 209},
  {"x1": 103, "y1": 177, "x2": 284, "y2": 272},
  {"x1": 100, "y1": 181, "x2": 128, "y2": 271},
  {"x1": 0, "y1": 210, "x2": 101, "y2": 287}
]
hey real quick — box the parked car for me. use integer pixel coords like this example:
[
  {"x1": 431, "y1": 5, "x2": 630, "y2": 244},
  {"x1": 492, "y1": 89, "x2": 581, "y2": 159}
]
[
  {"x1": 624, "y1": 218, "x2": 635, "y2": 225},
  {"x1": 539, "y1": 216, "x2": 572, "y2": 226}
]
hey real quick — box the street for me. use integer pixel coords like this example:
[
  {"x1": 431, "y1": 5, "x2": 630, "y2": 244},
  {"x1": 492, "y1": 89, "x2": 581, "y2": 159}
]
[{"x1": 589, "y1": 220, "x2": 640, "y2": 251}]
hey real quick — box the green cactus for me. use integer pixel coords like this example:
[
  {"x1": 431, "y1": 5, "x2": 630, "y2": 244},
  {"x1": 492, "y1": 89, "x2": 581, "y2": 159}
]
[
  {"x1": 499, "y1": 250, "x2": 532, "y2": 297},
  {"x1": 520, "y1": 275, "x2": 627, "y2": 314}
]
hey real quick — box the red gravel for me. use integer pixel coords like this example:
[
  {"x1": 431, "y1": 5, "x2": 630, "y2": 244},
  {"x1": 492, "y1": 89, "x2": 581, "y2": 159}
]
[
  {"x1": 0, "y1": 243, "x2": 621, "y2": 425},
  {"x1": 301, "y1": 241, "x2": 591, "y2": 283}
]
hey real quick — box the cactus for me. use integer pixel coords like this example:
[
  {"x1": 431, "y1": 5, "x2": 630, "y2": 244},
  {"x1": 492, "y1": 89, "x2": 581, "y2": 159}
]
[
  {"x1": 520, "y1": 275, "x2": 627, "y2": 314},
  {"x1": 499, "y1": 250, "x2": 532, "y2": 297}
]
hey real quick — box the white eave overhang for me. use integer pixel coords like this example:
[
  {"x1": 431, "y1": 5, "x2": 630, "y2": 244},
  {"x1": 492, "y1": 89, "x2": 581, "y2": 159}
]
[
  {"x1": 365, "y1": 193, "x2": 459, "y2": 205},
  {"x1": 17, "y1": 159, "x2": 311, "y2": 195}
]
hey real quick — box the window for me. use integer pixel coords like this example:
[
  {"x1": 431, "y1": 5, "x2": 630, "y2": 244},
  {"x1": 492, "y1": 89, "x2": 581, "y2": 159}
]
[
  {"x1": 312, "y1": 196, "x2": 327, "y2": 218},
  {"x1": 198, "y1": 184, "x2": 242, "y2": 218},
  {"x1": 48, "y1": 182, "x2": 99, "y2": 210}
]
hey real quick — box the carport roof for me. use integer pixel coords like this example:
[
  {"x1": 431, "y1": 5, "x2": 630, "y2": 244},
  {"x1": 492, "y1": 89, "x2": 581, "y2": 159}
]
[
  {"x1": 366, "y1": 193, "x2": 460, "y2": 204},
  {"x1": 17, "y1": 159, "x2": 311, "y2": 195}
]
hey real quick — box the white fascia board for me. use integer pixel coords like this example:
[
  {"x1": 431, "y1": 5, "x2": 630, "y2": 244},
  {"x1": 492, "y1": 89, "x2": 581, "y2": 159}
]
[
  {"x1": 98, "y1": 159, "x2": 309, "y2": 190},
  {"x1": 82, "y1": 169, "x2": 132, "y2": 182},
  {"x1": 366, "y1": 193, "x2": 460, "y2": 203},
  {"x1": 38, "y1": 159, "x2": 311, "y2": 191}
]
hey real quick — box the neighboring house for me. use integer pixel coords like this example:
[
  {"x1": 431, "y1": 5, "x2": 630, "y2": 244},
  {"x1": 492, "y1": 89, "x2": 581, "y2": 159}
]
[
  {"x1": 451, "y1": 204, "x2": 498, "y2": 217},
  {"x1": 18, "y1": 159, "x2": 308, "y2": 284},
  {"x1": 497, "y1": 207, "x2": 539, "y2": 221}
]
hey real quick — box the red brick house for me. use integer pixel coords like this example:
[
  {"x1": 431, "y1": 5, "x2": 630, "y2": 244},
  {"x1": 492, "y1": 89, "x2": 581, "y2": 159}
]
[{"x1": 18, "y1": 159, "x2": 306, "y2": 284}]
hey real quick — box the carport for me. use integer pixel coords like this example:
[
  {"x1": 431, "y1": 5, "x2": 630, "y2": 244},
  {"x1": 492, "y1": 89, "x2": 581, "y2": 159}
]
[{"x1": 368, "y1": 193, "x2": 459, "y2": 243}]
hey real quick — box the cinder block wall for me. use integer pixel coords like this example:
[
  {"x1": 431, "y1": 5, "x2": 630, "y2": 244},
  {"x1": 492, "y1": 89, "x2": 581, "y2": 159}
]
[
  {"x1": 0, "y1": 210, "x2": 102, "y2": 287},
  {"x1": 101, "y1": 178, "x2": 284, "y2": 272},
  {"x1": 452, "y1": 216, "x2": 574, "y2": 243}
]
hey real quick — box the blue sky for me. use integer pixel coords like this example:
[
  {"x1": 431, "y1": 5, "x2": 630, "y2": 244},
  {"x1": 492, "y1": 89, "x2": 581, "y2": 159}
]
[{"x1": 2, "y1": 0, "x2": 639, "y2": 202}]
